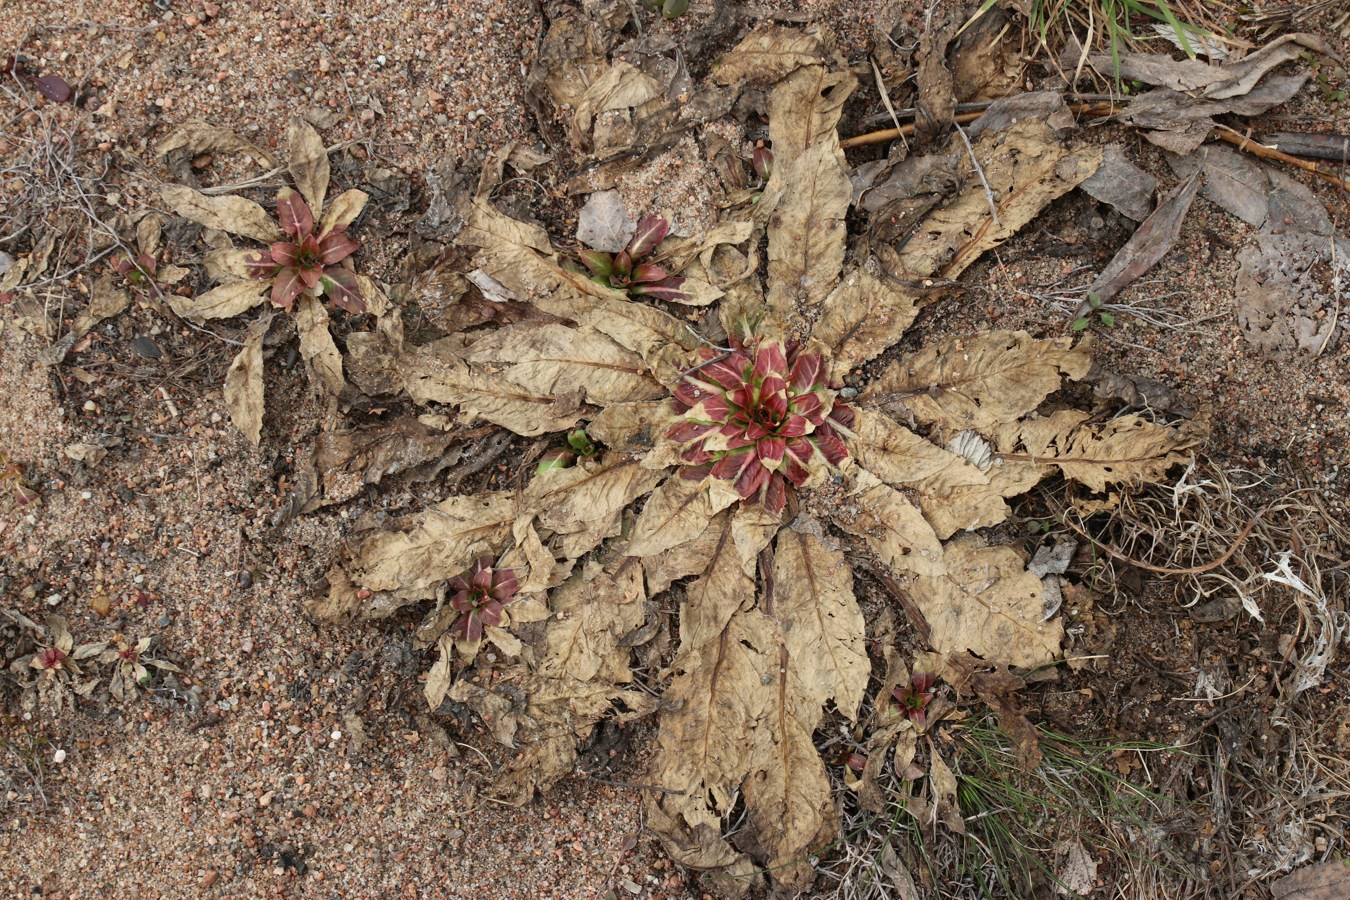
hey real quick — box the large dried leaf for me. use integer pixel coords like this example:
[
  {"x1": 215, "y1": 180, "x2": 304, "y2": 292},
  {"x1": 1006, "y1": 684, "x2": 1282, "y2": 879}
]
[
  {"x1": 997, "y1": 409, "x2": 1204, "y2": 492},
  {"x1": 290, "y1": 418, "x2": 463, "y2": 514},
  {"x1": 771, "y1": 526, "x2": 869, "y2": 718},
  {"x1": 168, "y1": 279, "x2": 271, "y2": 322},
  {"x1": 811, "y1": 260, "x2": 928, "y2": 374},
  {"x1": 295, "y1": 294, "x2": 344, "y2": 396},
  {"x1": 160, "y1": 184, "x2": 281, "y2": 243},
  {"x1": 766, "y1": 141, "x2": 852, "y2": 318},
  {"x1": 458, "y1": 323, "x2": 664, "y2": 406},
  {"x1": 224, "y1": 318, "x2": 269, "y2": 446},
  {"x1": 864, "y1": 331, "x2": 1090, "y2": 434},
  {"x1": 767, "y1": 64, "x2": 855, "y2": 168},
  {"x1": 587, "y1": 400, "x2": 675, "y2": 455},
  {"x1": 571, "y1": 61, "x2": 663, "y2": 153},
  {"x1": 834, "y1": 469, "x2": 946, "y2": 578},
  {"x1": 889, "y1": 122, "x2": 1101, "y2": 281},
  {"x1": 1085, "y1": 170, "x2": 1200, "y2": 304},
  {"x1": 314, "y1": 491, "x2": 515, "y2": 619},
  {"x1": 912, "y1": 540, "x2": 1063, "y2": 668},
  {"x1": 641, "y1": 511, "x2": 728, "y2": 594},
  {"x1": 626, "y1": 475, "x2": 731, "y2": 559},
  {"x1": 157, "y1": 120, "x2": 277, "y2": 170},
  {"x1": 1089, "y1": 33, "x2": 1331, "y2": 100},
  {"x1": 287, "y1": 119, "x2": 329, "y2": 215},
  {"x1": 576, "y1": 189, "x2": 634, "y2": 253},
  {"x1": 712, "y1": 26, "x2": 825, "y2": 87},
  {"x1": 403, "y1": 338, "x2": 585, "y2": 436},
  {"x1": 525, "y1": 458, "x2": 666, "y2": 560},
  {"x1": 320, "y1": 188, "x2": 370, "y2": 234},
  {"x1": 848, "y1": 410, "x2": 1037, "y2": 537},
  {"x1": 1235, "y1": 230, "x2": 1348, "y2": 357},
  {"x1": 203, "y1": 248, "x2": 260, "y2": 281}
]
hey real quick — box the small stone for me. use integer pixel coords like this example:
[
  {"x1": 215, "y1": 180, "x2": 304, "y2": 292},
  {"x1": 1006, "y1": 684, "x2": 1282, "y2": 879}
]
[
  {"x1": 202, "y1": 870, "x2": 218, "y2": 888},
  {"x1": 53, "y1": 749, "x2": 67, "y2": 764}
]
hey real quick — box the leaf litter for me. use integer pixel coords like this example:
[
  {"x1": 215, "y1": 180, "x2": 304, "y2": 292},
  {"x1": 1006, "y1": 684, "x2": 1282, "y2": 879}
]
[{"x1": 297, "y1": 24, "x2": 1210, "y2": 894}]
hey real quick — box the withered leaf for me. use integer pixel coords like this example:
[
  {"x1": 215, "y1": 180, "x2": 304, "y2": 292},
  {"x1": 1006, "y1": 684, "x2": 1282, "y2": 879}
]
[
  {"x1": 224, "y1": 318, "x2": 269, "y2": 446},
  {"x1": 890, "y1": 123, "x2": 1102, "y2": 280},
  {"x1": 864, "y1": 331, "x2": 1091, "y2": 434},
  {"x1": 771, "y1": 526, "x2": 869, "y2": 718},
  {"x1": 811, "y1": 260, "x2": 928, "y2": 374},
  {"x1": 928, "y1": 752, "x2": 966, "y2": 833},
  {"x1": 1088, "y1": 33, "x2": 1332, "y2": 100},
  {"x1": 287, "y1": 118, "x2": 330, "y2": 215},
  {"x1": 157, "y1": 120, "x2": 278, "y2": 170},
  {"x1": 320, "y1": 188, "x2": 370, "y2": 234},
  {"x1": 160, "y1": 184, "x2": 282, "y2": 243},
  {"x1": 457, "y1": 322, "x2": 664, "y2": 406},
  {"x1": 712, "y1": 26, "x2": 825, "y2": 87},
  {"x1": 912, "y1": 540, "x2": 1063, "y2": 668},
  {"x1": 300, "y1": 418, "x2": 461, "y2": 513},
  {"x1": 572, "y1": 61, "x2": 663, "y2": 153},
  {"x1": 626, "y1": 475, "x2": 731, "y2": 559},
  {"x1": 1079, "y1": 143, "x2": 1157, "y2": 222},
  {"x1": 168, "y1": 279, "x2": 271, "y2": 322},
  {"x1": 766, "y1": 141, "x2": 852, "y2": 317},
  {"x1": 998, "y1": 409, "x2": 1205, "y2": 492},
  {"x1": 835, "y1": 469, "x2": 946, "y2": 578},
  {"x1": 576, "y1": 189, "x2": 634, "y2": 253},
  {"x1": 294, "y1": 294, "x2": 345, "y2": 396},
  {"x1": 526, "y1": 458, "x2": 666, "y2": 560},
  {"x1": 587, "y1": 399, "x2": 674, "y2": 455},
  {"x1": 766, "y1": 64, "x2": 856, "y2": 167},
  {"x1": 204, "y1": 248, "x2": 260, "y2": 281},
  {"x1": 317, "y1": 491, "x2": 515, "y2": 619},
  {"x1": 1084, "y1": 170, "x2": 1201, "y2": 304}
]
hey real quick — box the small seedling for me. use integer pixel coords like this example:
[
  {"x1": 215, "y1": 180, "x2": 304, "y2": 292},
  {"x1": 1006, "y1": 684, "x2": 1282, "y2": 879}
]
[
  {"x1": 568, "y1": 216, "x2": 688, "y2": 302},
  {"x1": 247, "y1": 188, "x2": 365, "y2": 314},
  {"x1": 2, "y1": 55, "x2": 72, "y2": 103},
  {"x1": 1072, "y1": 292, "x2": 1116, "y2": 332},
  {"x1": 0, "y1": 451, "x2": 39, "y2": 506},
  {"x1": 536, "y1": 428, "x2": 599, "y2": 474},
  {"x1": 893, "y1": 672, "x2": 938, "y2": 727},
  {"x1": 447, "y1": 557, "x2": 520, "y2": 642},
  {"x1": 98, "y1": 636, "x2": 180, "y2": 702}
]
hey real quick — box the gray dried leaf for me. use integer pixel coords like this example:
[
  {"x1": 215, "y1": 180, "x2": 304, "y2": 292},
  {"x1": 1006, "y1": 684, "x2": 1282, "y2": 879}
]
[
  {"x1": 1079, "y1": 144, "x2": 1156, "y2": 222},
  {"x1": 576, "y1": 190, "x2": 634, "y2": 253},
  {"x1": 224, "y1": 318, "x2": 271, "y2": 445},
  {"x1": 1084, "y1": 170, "x2": 1201, "y2": 303},
  {"x1": 1236, "y1": 231, "x2": 1348, "y2": 357}
]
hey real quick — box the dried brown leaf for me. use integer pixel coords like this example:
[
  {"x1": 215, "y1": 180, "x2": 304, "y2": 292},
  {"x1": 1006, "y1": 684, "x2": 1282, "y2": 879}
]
[
  {"x1": 912, "y1": 540, "x2": 1063, "y2": 668},
  {"x1": 316, "y1": 491, "x2": 515, "y2": 620},
  {"x1": 295, "y1": 294, "x2": 345, "y2": 396},
  {"x1": 998, "y1": 409, "x2": 1205, "y2": 492},
  {"x1": 160, "y1": 184, "x2": 282, "y2": 243},
  {"x1": 1085, "y1": 171, "x2": 1201, "y2": 304},
  {"x1": 766, "y1": 64, "x2": 855, "y2": 168},
  {"x1": 810, "y1": 260, "x2": 929, "y2": 374},
  {"x1": 572, "y1": 62, "x2": 663, "y2": 154},
  {"x1": 834, "y1": 469, "x2": 946, "y2": 578},
  {"x1": 587, "y1": 400, "x2": 675, "y2": 456},
  {"x1": 168, "y1": 279, "x2": 270, "y2": 322},
  {"x1": 864, "y1": 331, "x2": 1091, "y2": 434},
  {"x1": 928, "y1": 752, "x2": 966, "y2": 833},
  {"x1": 287, "y1": 118, "x2": 329, "y2": 215},
  {"x1": 627, "y1": 475, "x2": 733, "y2": 559},
  {"x1": 320, "y1": 188, "x2": 370, "y2": 234},
  {"x1": 525, "y1": 458, "x2": 666, "y2": 560},
  {"x1": 712, "y1": 26, "x2": 825, "y2": 87},
  {"x1": 1270, "y1": 860, "x2": 1350, "y2": 900},
  {"x1": 889, "y1": 123, "x2": 1101, "y2": 280},
  {"x1": 1088, "y1": 33, "x2": 1332, "y2": 100},
  {"x1": 156, "y1": 120, "x2": 277, "y2": 170},
  {"x1": 204, "y1": 248, "x2": 260, "y2": 281},
  {"x1": 772, "y1": 526, "x2": 869, "y2": 718},
  {"x1": 1079, "y1": 143, "x2": 1157, "y2": 222},
  {"x1": 224, "y1": 318, "x2": 269, "y2": 446},
  {"x1": 766, "y1": 141, "x2": 852, "y2": 318}
]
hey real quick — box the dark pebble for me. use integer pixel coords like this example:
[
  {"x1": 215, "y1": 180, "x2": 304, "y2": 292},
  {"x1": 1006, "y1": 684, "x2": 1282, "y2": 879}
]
[
  {"x1": 238, "y1": 569, "x2": 253, "y2": 590},
  {"x1": 130, "y1": 336, "x2": 163, "y2": 360}
]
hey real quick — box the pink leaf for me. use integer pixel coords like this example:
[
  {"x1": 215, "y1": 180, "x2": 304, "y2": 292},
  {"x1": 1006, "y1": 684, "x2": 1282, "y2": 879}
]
[
  {"x1": 276, "y1": 188, "x2": 314, "y2": 238},
  {"x1": 34, "y1": 75, "x2": 71, "y2": 103},
  {"x1": 626, "y1": 216, "x2": 670, "y2": 259},
  {"x1": 318, "y1": 230, "x2": 358, "y2": 266},
  {"x1": 271, "y1": 267, "x2": 306, "y2": 309},
  {"x1": 319, "y1": 268, "x2": 366, "y2": 315}
]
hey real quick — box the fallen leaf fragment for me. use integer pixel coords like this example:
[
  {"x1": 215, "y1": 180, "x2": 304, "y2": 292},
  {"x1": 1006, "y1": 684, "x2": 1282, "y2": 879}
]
[{"x1": 224, "y1": 318, "x2": 269, "y2": 445}]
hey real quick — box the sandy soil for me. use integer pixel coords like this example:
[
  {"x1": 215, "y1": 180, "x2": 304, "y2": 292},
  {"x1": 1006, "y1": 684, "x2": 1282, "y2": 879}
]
[{"x1": 2, "y1": 1, "x2": 1348, "y2": 899}]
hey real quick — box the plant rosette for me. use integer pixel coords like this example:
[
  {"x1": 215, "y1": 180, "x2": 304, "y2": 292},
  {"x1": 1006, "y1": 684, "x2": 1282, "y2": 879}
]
[
  {"x1": 668, "y1": 337, "x2": 854, "y2": 513},
  {"x1": 158, "y1": 119, "x2": 395, "y2": 444},
  {"x1": 98, "y1": 636, "x2": 180, "y2": 702},
  {"x1": 11, "y1": 615, "x2": 104, "y2": 716}
]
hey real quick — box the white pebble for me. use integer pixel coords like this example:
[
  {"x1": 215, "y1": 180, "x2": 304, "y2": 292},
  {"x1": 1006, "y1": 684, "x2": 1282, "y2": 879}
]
[
  {"x1": 53, "y1": 749, "x2": 67, "y2": 764},
  {"x1": 331, "y1": 730, "x2": 342, "y2": 741}
]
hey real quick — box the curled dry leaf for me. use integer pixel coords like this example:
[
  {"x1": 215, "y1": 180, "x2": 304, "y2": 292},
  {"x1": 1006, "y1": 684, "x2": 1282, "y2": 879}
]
[
  {"x1": 287, "y1": 119, "x2": 330, "y2": 215},
  {"x1": 223, "y1": 318, "x2": 270, "y2": 446}
]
